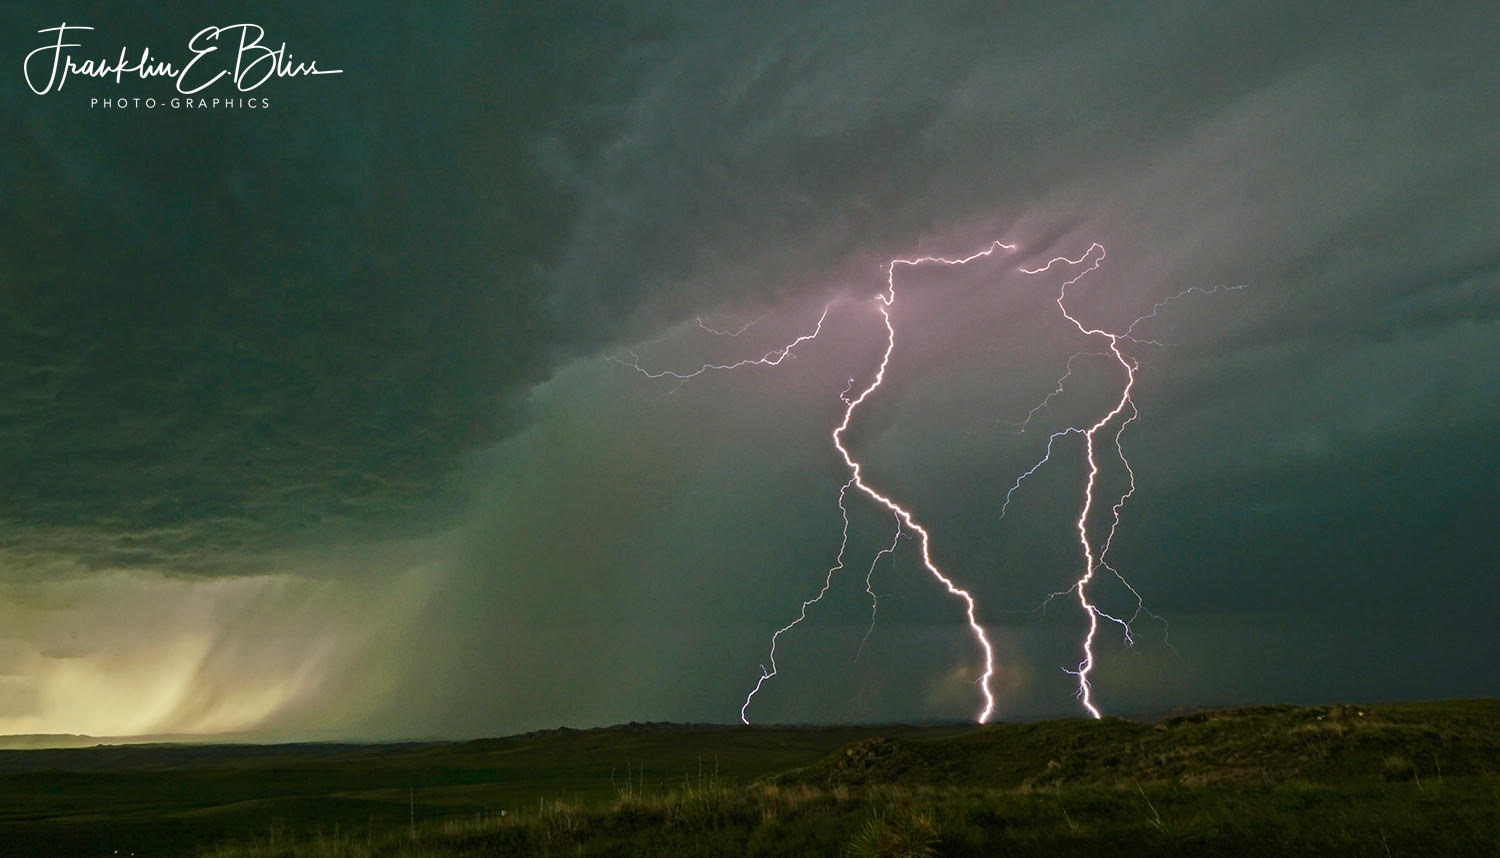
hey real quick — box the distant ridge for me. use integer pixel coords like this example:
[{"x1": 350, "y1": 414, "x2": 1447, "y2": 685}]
[
  {"x1": 0, "y1": 731, "x2": 266, "y2": 750},
  {"x1": 0, "y1": 733, "x2": 101, "y2": 750}
]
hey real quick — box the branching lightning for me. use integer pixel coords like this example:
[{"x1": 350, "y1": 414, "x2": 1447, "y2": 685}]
[
  {"x1": 856, "y1": 523, "x2": 903, "y2": 662},
  {"x1": 607, "y1": 306, "x2": 829, "y2": 381},
  {"x1": 1006, "y1": 246, "x2": 1242, "y2": 716},
  {"x1": 747, "y1": 240, "x2": 1015, "y2": 724},
  {"x1": 1005, "y1": 351, "x2": 1112, "y2": 433},
  {"x1": 613, "y1": 237, "x2": 1239, "y2": 723},
  {"x1": 738, "y1": 478, "x2": 856, "y2": 724},
  {"x1": 697, "y1": 314, "x2": 766, "y2": 337}
]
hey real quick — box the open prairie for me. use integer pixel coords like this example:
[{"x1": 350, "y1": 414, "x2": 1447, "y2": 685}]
[{"x1": 3, "y1": 700, "x2": 1496, "y2": 857}]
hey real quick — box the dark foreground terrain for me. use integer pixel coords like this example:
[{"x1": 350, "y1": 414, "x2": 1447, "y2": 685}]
[{"x1": 2, "y1": 700, "x2": 1497, "y2": 857}]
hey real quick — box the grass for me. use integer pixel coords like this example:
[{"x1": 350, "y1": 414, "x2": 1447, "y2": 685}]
[
  {"x1": 2, "y1": 701, "x2": 1497, "y2": 856},
  {"x1": 0, "y1": 724, "x2": 958, "y2": 857},
  {"x1": 192, "y1": 778, "x2": 1500, "y2": 857}
]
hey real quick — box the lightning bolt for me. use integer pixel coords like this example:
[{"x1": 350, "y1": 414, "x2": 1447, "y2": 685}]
[
  {"x1": 1004, "y1": 351, "x2": 1112, "y2": 434},
  {"x1": 740, "y1": 240, "x2": 1016, "y2": 724},
  {"x1": 856, "y1": 523, "x2": 903, "y2": 662},
  {"x1": 738, "y1": 478, "x2": 857, "y2": 724},
  {"x1": 1123, "y1": 284, "x2": 1248, "y2": 346},
  {"x1": 606, "y1": 306, "x2": 829, "y2": 381},
  {"x1": 614, "y1": 238, "x2": 1239, "y2": 723},
  {"x1": 697, "y1": 314, "x2": 766, "y2": 337},
  {"x1": 1007, "y1": 246, "x2": 1242, "y2": 717}
]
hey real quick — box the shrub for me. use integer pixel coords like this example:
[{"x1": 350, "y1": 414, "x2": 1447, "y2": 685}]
[{"x1": 846, "y1": 807, "x2": 939, "y2": 858}]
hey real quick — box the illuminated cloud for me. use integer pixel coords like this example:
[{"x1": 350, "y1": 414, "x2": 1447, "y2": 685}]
[{"x1": 0, "y1": 553, "x2": 437, "y2": 738}]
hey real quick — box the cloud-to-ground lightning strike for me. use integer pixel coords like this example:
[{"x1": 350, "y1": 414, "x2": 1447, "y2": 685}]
[
  {"x1": 1007, "y1": 243, "x2": 1127, "y2": 718},
  {"x1": 1007, "y1": 246, "x2": 1243, "y2": 717},
  {"x1": 792, "y1": 240, "x2": 1019, "y2": 724},
  {"x1": 614, "y1": 238, "x2": 1237, "y2": 723}
]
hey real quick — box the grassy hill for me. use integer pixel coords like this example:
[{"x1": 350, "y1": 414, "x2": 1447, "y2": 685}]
[
  {"x1": 1, "y1": 701, "x2": 1496, "y2": 857},
  {"x1": 0, "y1": 723, "x2": 958, "y2": 857},
  {"x1": 786, "y1": 699, "x2": 1500, "y2": 789}
]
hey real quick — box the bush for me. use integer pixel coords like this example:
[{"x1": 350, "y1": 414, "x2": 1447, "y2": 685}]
[{"x1": 846, "y1": 807, "x2": 939, "y2": 858}]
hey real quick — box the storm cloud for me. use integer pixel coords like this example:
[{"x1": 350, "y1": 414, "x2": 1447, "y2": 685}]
[{"x1": 0, "y1": 0, "x2": 1495, "y2": 738}]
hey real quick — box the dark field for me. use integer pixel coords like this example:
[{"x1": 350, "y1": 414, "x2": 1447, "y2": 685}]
[{"x1": 2, "y1": 700, "x2": 1497, "y2": 857}]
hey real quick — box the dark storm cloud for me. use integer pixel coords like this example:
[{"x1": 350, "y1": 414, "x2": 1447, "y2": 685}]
[
  {"x1": 6, "y1": 1, "x2": 1492, "y2": 571},
  {"x1": 0, "y1": 3, "x2": 648, "y2": 569}
]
